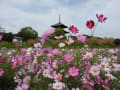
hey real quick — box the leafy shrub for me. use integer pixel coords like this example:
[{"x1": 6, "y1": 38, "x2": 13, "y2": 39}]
[
  {"x1": 0, "y1": 41, "x2": 16, "y2": 48},
  {"x1": 114, "y1": 39, "x2": 120, "y2": 46},
  {"x1": 86, "y1": 37, "x2": 102, "y2": 45},
  {"x1": 27, "y1": 39, "x2": 38, "y2": 46},
  {"x1": 103, "y1": 37, "x2": 114, "y2": 46}
]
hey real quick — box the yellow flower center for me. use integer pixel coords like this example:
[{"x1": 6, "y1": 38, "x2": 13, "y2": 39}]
[
  {"x1": 109, "y1": 76, "x2": 111, "y2": 78},
  {"x1": 87, "y1": 54, "x2": 90, "y2": 58},
  {"x1": 67, "y1": 57, "x2": 70, "y2": 60},
  {"x1": 38, "y1": 52, "x2": 41, "y2": 54},
  {"x1": 72, "y1": 29, "x2": 76, "y2": 32},
  {"x1": 93, "y1": 69, "x2": 97, "y2": 72},
  {"x1": 56, "y1": 85, "x2": 60, "y2": 88},
  {"x1": 51, "y1": 52, "x2": 55, "y2": 55},
  {"x1": 49, "y1": 32, "x2": 52, "y2": 34},
  {"x1": 56, "y1": 63, "x2": 58, "y2": 66},
  {"x1": 22, "y1": 88, "x2": 26, "y2": 90},
  {"x1": 26, "y1": 78, "x2": 30, "y2": 82},
  {"x1": 90, "y1": 23, "x2": 93, "y2": 27},
  {"x1": 102, "y1": 64, "x2": 105, "y2": 67},
  {"x1": 81, "y1": 38, "x2": 83, "y2": 41},
  {"x1": 87, "y1": 78, "x2": 91, "y2": 81},
  {"x1": 99, "y1": 17, "x2": 103, "y2": 21},
  {"x1": 17, "y1": 60, "x2": 20, "y2": 64},
  {"x1": 113, "y1": 66, "x2": 116, "y2": 68},
  {"x1": 72, "y1": 70, "x2": 75, "y2": 73},
  {"x1": 57, "y1": 76, "x2": 60, "y2": 80}
]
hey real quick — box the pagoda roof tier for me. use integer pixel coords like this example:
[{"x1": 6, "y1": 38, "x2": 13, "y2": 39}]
[{"x1": 51, "y1": 22, "x2": 68, "y2": 28}]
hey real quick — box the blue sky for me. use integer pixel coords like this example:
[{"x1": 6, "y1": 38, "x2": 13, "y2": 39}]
[{"x1": 0, "y1": 0, "x2": 120, "y2": 38}]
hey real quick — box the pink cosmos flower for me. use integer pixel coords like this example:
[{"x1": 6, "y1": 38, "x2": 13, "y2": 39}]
[
  {"x1": 64, "y1": 54, "x2": 74, "y2": 63},
  {"x1": 102, "y1": 79, "x2": 109, "y2": 90},
  {"x1": 86, "y1": 20, "x2": 95, "y2": 29},
  {"x1": 23, "y1": 76, "x2": 31, "y2": 83},
  {"x1": 0, "y1": 68, "x2": 4, "y2": 76},
  {"x1": 112, "y1": 63, "x2": 120, "y2": 72},
  {"x1": 53, "y1": 82, "x2": 64, "y2": 90},
  {"x1": 45, "y1": 29, "x2": 55, "y2": 36},
  {"x1": 96, "y1": 14, "x2": 107, "y2": 23},
  {"x1": 0, "y1": 35, "x2": 3, "y2": 40},
  {"x1": 11, "y1": 56, "x2": 23, "y2": 69},
  {"x1": 90, "y1": 65, "x2": 100, "y2": 76},
  {"x1": 43, "y1": 69, "x2": 50, "y2": 77},
  {"x1": 105, "y1": 73, "x2": 116, "y2": 80},
  {"x1": 68, "y1": 66, "x2": 79, "y2": 77},
  {"x1": 41, "y1": 38, "x2": 45, "y2": 45},
  {"x1": 21, "y1": 83, "x2": 29, "y2": 90},
  {"x1": 55, "y1": 35, "x2": 64, "y2": 40},
  {"x1": 84, "y1": 52, "x2": 93, "y2": 60},
  {"x1": 54, "y1": 73, "x2": 62, "y2": 82},
  {"x1": 77, "y1": 35, "x2": 86, "y2": 42},
  {"x1": 41, "y1": 29, "x2": 55, "y2": 45},
  {"x1": 41, "y1": 48, "x2": 51, "y2": 53},
  {"x1": 34, "y1": 43, "x2": 42, "y2": 48},
  {"x1": 65, "y1": 37, "x2": 74, "y2": 45},
  {"x1": 52, "y1": 60, "x2": 59, "y2": 69},
  {"x1": 0, "y1": 56, "x2": 6, "y2": 63},
  {"x1": 15, "y1": 85, "x2": 22, "y2": 90},
  {"x1": 43, "y1": 69, "x2": 53, "y2": 78},
  {"x1": 15, "y1": 83, "x2": 29, "y2": 90},
  {"x1": 69, "y1": 25, "x2": 79, "y2": 34},
  {"x1": 47, "y1": 49, "x2": 61, "y2": 57},
  {"x1": 81, "y1": 77, "x2": 95, "y2": 87},
  {"x1": 20, "y1": 48, "x2": 27, "y2": 53},
  {"x1": 95, "y1": 76, "x2": 102, "y2": 85}
]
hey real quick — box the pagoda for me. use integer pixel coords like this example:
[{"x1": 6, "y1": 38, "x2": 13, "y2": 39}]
[{"x1": 51, "y1": 15, "x2": 69, "y2": 34}]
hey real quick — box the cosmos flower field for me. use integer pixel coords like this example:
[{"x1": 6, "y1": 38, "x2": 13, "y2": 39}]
[{"x1": 0, "y1": 14, "x2": 120, "y2": 90}]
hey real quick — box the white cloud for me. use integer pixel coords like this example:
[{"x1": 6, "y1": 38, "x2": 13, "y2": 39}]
[{"x1": 0, "y1": 0, "x2": 120, "y2": 38}]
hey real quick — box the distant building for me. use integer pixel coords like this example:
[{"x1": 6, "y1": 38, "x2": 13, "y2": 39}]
[
  {"x1": 12, "y1": 36, "x2": 23, "y2": 43},
  {"x1": 0, "y1": 26, "x2": 5, "y2": 33}
]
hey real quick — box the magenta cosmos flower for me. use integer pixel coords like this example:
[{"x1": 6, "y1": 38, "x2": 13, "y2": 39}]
[
  {"x1": 0, "y1": 35, "x2": 3, "y2": 40},
  {"x1": 0, "y1": 68, "x2": 4, "y2": 76},
  {"x1": 96, "y1": 14, "x2": 107, "y2": 23},
  {"x1": 86, "y1": 20, "x2": 95, "y2": 29},
  {"x1": 68, "y1": 66, "x2": 79, "y2": 77},
  {"x1": 77, "y1": 35, "x2": 86, "y2": 42},
  {"x1": 52, "y1": 60, "x2": 59, "y2": 69},
  {"x1": 64, "y1": 54, "x2": 74, "y2": 63},
  {"x1": 69, "y1": 25, "x2": 78, "y2": 34},
  {"x1": 54, "y1": 73, "x2": 62, "y2": 82}
]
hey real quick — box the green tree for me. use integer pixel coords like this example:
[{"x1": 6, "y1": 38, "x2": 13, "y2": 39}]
[
  {"x1": 1, "y1": 32, "x2": 14, "y2": 42},
  {"x1": 17, "y1": 27, "x2": 38, "y2": 41}
]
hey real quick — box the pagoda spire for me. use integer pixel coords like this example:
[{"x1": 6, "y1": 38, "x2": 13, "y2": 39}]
[{"x1": 59, "y1": 14, "x2": 61, "y2": 23}]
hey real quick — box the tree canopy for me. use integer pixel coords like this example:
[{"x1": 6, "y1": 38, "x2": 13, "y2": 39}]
[{"x1": 17, "y1": 27, "x2": 38, "y2": 41}]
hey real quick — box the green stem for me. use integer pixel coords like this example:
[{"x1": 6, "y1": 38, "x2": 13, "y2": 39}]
[{"x1": 91, "y1": 21, "x2": 99, "y2": 36}]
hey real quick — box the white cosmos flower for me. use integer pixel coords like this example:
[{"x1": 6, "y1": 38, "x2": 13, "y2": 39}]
[
  {"x1": 58, "y1": 43, "x2": 65, "y2": 48},
  {"x1": 27, "y1": 47, "x2": 32, "y2": 52},
  {"x1": 43, "y1": 69, "x2": 50, "y2": 77},
  {"x1": 53, "y1": 82, "x2": 63, "y2": 90},
  {"x1": 34, "y1": 43, "x2": 42, "y2": 48},
  {"x1": 100, "y1": 61, "x2": 109, "y2": 68},
  {"x1": 84, "y1": 52, "x2": 93, "y2": 60},
  {"x1": 90, "y1": 65, "x2": 100, "y2": 76},
  {"x1": 105, "y1": 73, "x2": 116, "y2": 80}
]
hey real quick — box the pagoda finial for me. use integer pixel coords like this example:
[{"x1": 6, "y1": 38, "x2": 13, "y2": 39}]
[{"x1": 59, "y1": 14, "x2": 61, "y2": 23}]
